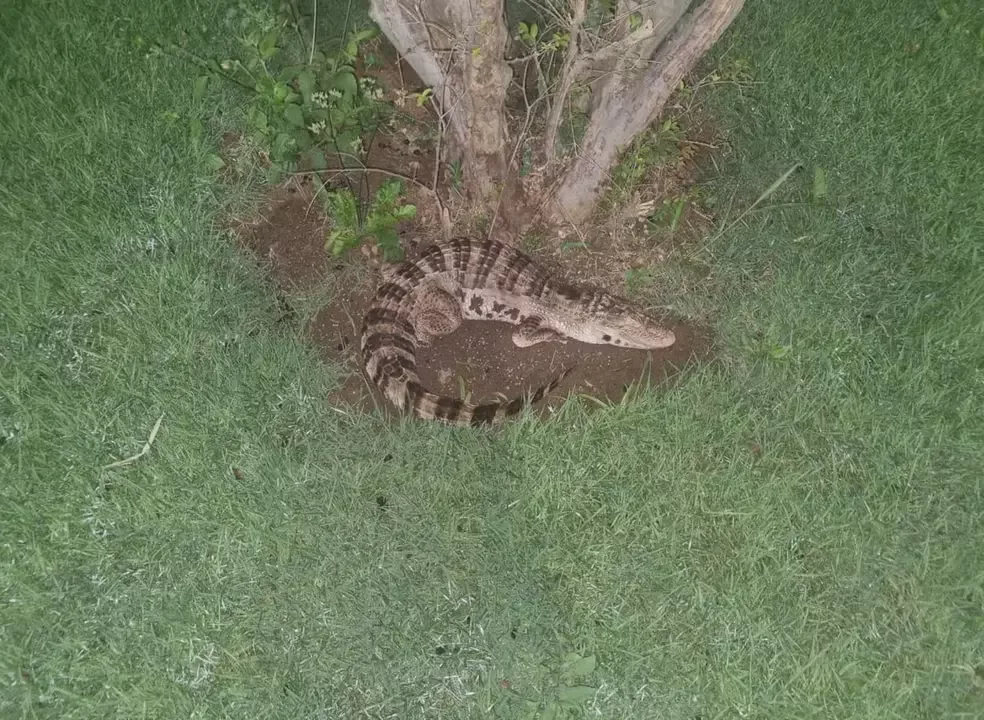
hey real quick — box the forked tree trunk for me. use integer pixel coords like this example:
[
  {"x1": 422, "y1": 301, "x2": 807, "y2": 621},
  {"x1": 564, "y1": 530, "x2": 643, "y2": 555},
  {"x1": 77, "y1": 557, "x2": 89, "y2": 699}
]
[
  {"x1": 550, "y1": 0, "x2": 745, "y2": 224},
  {"x1": 369, "y1": 0, "x2": 744, "y2": 228}
]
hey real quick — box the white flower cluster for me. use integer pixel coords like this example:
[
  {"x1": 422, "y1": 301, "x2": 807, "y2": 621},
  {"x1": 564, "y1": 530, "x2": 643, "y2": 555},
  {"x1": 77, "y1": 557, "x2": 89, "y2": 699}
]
[
  {"x1": 308, "y1": 120, "x2": 327, "y2": 135},
  {"x1": 359, "y1": 76, "x2": 384, "y2": 101},
  {"x1": 312, "y1": 89, "x2": 343, "y2": 108}
]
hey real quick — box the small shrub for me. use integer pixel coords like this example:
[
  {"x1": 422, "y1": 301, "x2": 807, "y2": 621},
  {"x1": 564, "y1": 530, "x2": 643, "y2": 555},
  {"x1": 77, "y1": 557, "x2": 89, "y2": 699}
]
[
  {"x1": 321, "y1": 179, "x2": 416, "y2": 261},
  {"x1": 158, "y1": 2, "x2": 427, "y2": 260},
  {"x1": 207, "y1": 3, "x2": 385, "y2": 184}
]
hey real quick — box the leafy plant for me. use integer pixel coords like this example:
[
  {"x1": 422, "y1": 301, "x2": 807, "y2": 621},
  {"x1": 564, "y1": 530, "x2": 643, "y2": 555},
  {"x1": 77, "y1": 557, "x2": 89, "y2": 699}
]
[
  {"x1": 624, "y1": 267, "x2": 653, "y2": 296},
  {"x1": 322, "y1": 179, "x2": 416, "y2": 261},
  {"x1": 448, "y1": 159, "x2": 463, "y2": 190},
  {"x1": 160, "y1": 1, "x2": 425, "y2": 259},
  {"x1": 231, "y1": 7, "x2": 383, "y2": 181},
  {"x1": 160, "y1": 2, "x2": 386, "y2": 184},
  {"x1": 613, "y1": 116, "x2": 684, "y2": 191},
  {"x1": 517, "y1": 21, "x2": 540, "y2": 45},
  {"x1": 646, "y1": 194, "x2": 688, "y2": 235}
]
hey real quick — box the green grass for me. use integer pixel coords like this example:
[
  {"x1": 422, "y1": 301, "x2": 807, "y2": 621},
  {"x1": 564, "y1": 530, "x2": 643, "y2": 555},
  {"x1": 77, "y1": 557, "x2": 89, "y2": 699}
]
[{"x1": 2, "y1": 0, "x2": 982, "y2": 717}]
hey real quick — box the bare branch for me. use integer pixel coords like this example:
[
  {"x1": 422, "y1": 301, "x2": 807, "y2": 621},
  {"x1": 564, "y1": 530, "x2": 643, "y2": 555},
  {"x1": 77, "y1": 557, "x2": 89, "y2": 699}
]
[
  {"x1": 580, "y1": 17, "x2": 660, "y2": 68},
  {"x1": 542, "y1": 0, "x2": 587, "y2": 163},
  {"x1": 543, "y1": 6, "x2": 664, "y2": 163},
  {"x1": 369, "y1": 0, "x2": 449, "y2": 91}
]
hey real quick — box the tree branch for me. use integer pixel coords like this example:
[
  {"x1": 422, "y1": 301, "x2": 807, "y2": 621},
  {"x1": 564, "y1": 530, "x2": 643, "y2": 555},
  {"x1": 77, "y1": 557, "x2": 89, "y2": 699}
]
[
  {"x1": 543, "y1": 7, "x2": 663, "y2": 163},
  {"x1": 368, "y1": 0, "x2": 451, "y2": 97},
  {"x1": 542, "y1": 0, "x2": 587, "y2": 163},
  {"x1": 580, "y1": 17, "x2": 660, "y2": 68}
]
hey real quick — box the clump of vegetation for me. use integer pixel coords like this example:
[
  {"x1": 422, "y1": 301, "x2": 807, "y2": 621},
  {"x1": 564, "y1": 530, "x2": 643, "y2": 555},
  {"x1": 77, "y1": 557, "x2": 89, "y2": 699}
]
[
  {"x1": 611, "y1": 117, "x2": 686, "y2": 198},
  {"x1": 321, "y1": 179, "x2": 416, "y2": 261},
  {"x1": 158, "y1": 1, "x2": 416, "y2": 259}
]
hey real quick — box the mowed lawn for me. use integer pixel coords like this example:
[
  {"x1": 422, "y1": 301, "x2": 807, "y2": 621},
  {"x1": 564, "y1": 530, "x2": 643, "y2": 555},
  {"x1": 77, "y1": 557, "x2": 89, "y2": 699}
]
[{"x1": 1, "y1": 0, "x2": 982, "y2": 717}]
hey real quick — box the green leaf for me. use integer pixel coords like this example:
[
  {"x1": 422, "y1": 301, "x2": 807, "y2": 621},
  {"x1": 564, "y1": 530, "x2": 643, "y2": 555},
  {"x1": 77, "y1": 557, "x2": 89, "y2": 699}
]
[
  {"x1": 669, "y1": 197, "x2": 685, "y2": 232},
  {"x1": 248, "y1": 106, "x2": 269, "y2": 134},
  {"x1": 393, "y1": 204, "x2": 417, "y2": 220},
  {"x1": 306, "y1": 149, "x2": 327, "y2": 170},
  {"x1": 265, "y1": 164, "x2": 284, "y2": 184},
  {"x1": 813, "y1": 166, "x2": 827, "y2": 200},
  {"x1": 278, "y1": 65, "x2": 304, "y2": 83},
  {"x1": 326, "y1": 189, "x2": 360, "y2": 231},
  {"x1": 189, "y1": 117, "x2": 203, "y2": 150},
  {"x1": 271, "y1": 132, "x2": 295, "y2": 161},
  {"x1": 255, "y1": 75, "x2": 276, "y2": 97},
  {"x1": 327, "y1": 227, "x2": 356, "y2": 254},
  {"x1": 372, "y1": 179, "x2": 403, "y2": 208},
  {"x1": 374, "y1": 227, "x2": 403, "y2": 261},
  {"x1": 566, "y1": 654, "x2": 597, "y2": 678},
  {"x1": 556, "y1": 686, "x2": 596, "y2": 705},
  {"x1": 769, "y1": 343, "x2": 792, "y2": 360},
  {"x1": 291, "y1": 127, "x2": 313, "y2": 150},
  {"x1": 326, "y1": 229, "x2": 345, "y2": 254},
  {"x1": 297, "y1": 69, "x2": 316, "y2": 100},
  {"x1": 351, "y1": 27, "x2": 379, "y2": 44},
  {"x1": 204, "y1": 153, "x2": 225, "y2": 171},
  {"x1": 284, "y1": 103, "x2": 305, "y2": 127},
  {"x1": 336, "y1": 129, "x2": 361, "y2": 153},
  {"x1": 332, "y1": 69, "x2": 358, "y2": 96},
  {"x1": 193, "y1": 75, "x2": 209, "y2": 101},
  {"x1": 258, "y1": 29, "x2": 279, "y2": 59},
  {"x1": 551, "y1": 32, "x2": 570, "y2": 50}
]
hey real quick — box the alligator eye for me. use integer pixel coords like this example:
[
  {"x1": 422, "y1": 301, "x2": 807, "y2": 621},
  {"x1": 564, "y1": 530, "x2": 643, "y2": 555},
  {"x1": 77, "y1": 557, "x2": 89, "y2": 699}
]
[{"x1": 602, "y1": 333, "x2": 612, "y2": 342}]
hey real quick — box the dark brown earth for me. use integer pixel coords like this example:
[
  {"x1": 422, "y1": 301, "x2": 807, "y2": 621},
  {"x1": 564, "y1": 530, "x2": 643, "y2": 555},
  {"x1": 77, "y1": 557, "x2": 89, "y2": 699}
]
[
  {"x1": 237, "y1": 185, "x2": 711, "y2": 423},
  {"x1": 230, "y1": 39, "x2": 717, "y2": 424}
]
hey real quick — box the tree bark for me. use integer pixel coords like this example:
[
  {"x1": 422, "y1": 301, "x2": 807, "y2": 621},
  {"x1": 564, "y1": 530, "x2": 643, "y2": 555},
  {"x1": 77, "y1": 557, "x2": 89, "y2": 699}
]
[
  {"x1": 547, "y1": 0, "x2": 745, "y2": 225},
  {"x1": 370, "y1": 0, "x2": 744, "y2": 231},
  {"x1": 586, "y1": 1, "x2": 690, "y2": 117},
  {"x1": 368, "y1": 0, "x2": 511, "y2": 199}
]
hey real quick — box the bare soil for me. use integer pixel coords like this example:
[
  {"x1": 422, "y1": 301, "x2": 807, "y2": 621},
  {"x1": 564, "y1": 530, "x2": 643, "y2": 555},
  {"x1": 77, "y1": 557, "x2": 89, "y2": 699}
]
[
  {"x1": 229, "y1": 40, "x2": 719, "y2": 424},
  {"x1": 236, "y1": 184, "x2": 711, "y2": 422}
]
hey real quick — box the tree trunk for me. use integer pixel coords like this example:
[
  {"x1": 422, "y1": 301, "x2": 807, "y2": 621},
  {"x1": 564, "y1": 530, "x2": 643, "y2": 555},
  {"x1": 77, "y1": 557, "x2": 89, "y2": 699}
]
[
  {"x1": 369, "y1": 0, "x2": 745, "y2": 230},
  {"x1": 548, "y1": 0, "x2": 744, "y2": 225},
  {"x1": 368, "y1": 0, "x2": 512, "y2": 199}
]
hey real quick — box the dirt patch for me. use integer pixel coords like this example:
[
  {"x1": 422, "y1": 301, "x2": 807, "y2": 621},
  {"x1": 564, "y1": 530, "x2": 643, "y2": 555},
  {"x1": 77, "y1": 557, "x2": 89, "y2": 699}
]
[
  {"x1": 235, "y1": 183, "x2": 330, "y2": 291},
  {"x1": 225, "y1": 39, "x2": 718, "y2": 424},
  {"x1": 231, "y1": 180, "x2": 712, "y2": 422}
]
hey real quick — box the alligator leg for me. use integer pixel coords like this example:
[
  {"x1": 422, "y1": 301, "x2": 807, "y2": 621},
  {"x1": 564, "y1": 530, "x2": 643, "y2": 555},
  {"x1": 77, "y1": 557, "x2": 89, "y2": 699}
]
[{"x1": 512, "y1": 316, "x2": 567, "y2": 348}]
